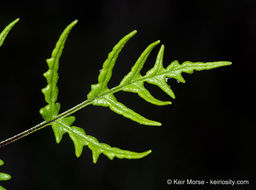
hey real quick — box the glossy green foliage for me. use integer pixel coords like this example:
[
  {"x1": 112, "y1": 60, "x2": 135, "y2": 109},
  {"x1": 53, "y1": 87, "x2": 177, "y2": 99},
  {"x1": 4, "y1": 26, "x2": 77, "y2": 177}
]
[
  {"x1": 40, "y1": 21, "x2": 151, "y2": 163},
  {"x1": 40, "y1": 21, "x2": 231, "y2": 163},
  {"x1": 40, "y1": 20, "x2": 78, "y2": 123},
  {"x1": 1, "y1": 18, "x2": 231, "y2": 165},
  {"x1": 88, "y1": 31, "x2": 231, "y2": 126},
  {"x1": 0, "y1": 159, "x2": 11, "y2": 190},
  {"x1": 0, "y1": 18, "x2": 19, "y2": 47}
]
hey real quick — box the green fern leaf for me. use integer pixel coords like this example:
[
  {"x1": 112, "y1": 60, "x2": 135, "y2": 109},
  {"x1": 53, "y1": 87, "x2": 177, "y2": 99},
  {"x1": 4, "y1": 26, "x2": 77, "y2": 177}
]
[
  {"x1": 87, "y1": 31, "x2": 162, "y2": 126},
  {"x1": 119, "y1": 41, "x2": 171, "y2": 106},
  {"x1": 0, "y1": 19, "x2": 231, "y2": 164},
  {"x1": 60, "y1": 121, "x2": 151, "y2": 163},
  {"x1": 87, "y1": 30, "x2": 137, "y2": 100},
  {"x1": 93, "y1": 94, "x2": 161, "y2": 126},
  {"x1": 40, "y1": 19, "x2": 78, "y2": 142},
  {"x1": 87, "y1": 32, "x2": 231, "y2": 126},
  {"x1": 40, "y1": 20, "x2": 78, "y2": 122},
  {"x1": 40, "y1": 21, "x2": 151, "y2": 163},
  {"x1": 0, "y1": 159, "x2": 11, "y2": 190},
  {"x1": 145, "y1": 45, "x2": 232, "y2": 96},
  {"x1": 0, "y1": 18, "x2": 19, "y2": 47},
  {"x1": 40, "y1": 21, "x2": 230, "y2": 163}
]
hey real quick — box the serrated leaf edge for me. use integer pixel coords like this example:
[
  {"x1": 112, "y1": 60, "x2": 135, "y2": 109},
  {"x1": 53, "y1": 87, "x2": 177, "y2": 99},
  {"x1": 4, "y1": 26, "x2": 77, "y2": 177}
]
[
  {"x1": 86, "y1": 35, "x2": 231, "y2": 126},
  {"x1": 40, "y1": 22, "x2": 151, "y2": 163},
  {"x1": 55, "y1": 119, "x2": 151, "y2": 163}
]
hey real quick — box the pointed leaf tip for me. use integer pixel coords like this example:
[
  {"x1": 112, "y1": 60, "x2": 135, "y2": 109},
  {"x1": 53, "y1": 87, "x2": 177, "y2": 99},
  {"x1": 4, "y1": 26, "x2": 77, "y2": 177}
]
[
  {"x1": 70, "y1": 19, "x2": 78, "y2": 26},
  {"x1": 92, "y1": 151, "x2": 101, "y2": 164},
  {"x1": 130, "y1": 30, "x2": 137, "y2": 35},
  {"x1": 0, "y1": 18, "x2": 20, "y2": 47},
  {"x1": 122, "y1": 30, "x2": 137, "y2": 41},
  {"x1": 220, "y1": 61, "x2": 232, "y2": 66},
  {"x1": 141, "y1": 150, "x2": 152, "y2": 157},
  {"x1": 13, "y1": 18, "x2": 20, "y2": 24},
  {"x1": 155, "y1": 122, "x2": 162, "y2": 126}
]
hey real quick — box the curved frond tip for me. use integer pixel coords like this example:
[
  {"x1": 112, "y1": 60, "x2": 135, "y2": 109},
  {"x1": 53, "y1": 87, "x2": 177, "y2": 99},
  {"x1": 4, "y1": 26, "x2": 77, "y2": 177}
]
[{"x1": 0, "y1": 18, "x2": 19, "y2": 47}]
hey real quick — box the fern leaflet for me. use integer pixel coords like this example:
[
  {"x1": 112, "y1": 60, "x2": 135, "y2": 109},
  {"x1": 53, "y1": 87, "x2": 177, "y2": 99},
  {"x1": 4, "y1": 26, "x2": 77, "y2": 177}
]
[
  {"x1": 40, "y1": 20, "x2": 151, "y2": 163},
  {"x1": 0, "y1": 18, "x2": 231, "y2": 164},
  {"x1": 87, "y1": 31, "x2": 231, "y2": 126}
]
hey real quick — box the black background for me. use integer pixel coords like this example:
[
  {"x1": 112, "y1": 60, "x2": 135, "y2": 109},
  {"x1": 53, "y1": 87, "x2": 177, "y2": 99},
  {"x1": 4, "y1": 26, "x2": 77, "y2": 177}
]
[{"x1": 0, "y1": 0, "x2": 254, "y2": 189}]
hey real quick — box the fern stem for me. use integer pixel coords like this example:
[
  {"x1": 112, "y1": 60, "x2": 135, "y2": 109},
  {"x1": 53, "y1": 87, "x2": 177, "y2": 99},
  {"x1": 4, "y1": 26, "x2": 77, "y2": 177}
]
[
  {"x1": 0, "y1": 99, "x2": 88, "y2": 148},
  {"x1": 0, "y1": 121, "x2": 48, "y2": 148},
  {"x1": 0, "y1": 81, "x2": 122, "y2": 148}
]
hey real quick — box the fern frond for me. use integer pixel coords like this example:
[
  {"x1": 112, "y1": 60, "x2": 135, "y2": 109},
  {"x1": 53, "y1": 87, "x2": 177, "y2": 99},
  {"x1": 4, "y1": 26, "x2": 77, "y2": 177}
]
[
  {"x1": 0, "y1": 159, "x2": 11, "y2": 190},
  {"x1": 40, "y1": 19, "x2": 78, "y2": 122},
  {"x1": 87, "y1": 31, "x2": 163, "y2": 126},
  {"x1": 40, "y1": 21, "x2": 151, "y2": 163},
  {"x1": 87, "y1": 32, "x2": 231, "y2": 126},
  {"x1": 0, "y1": 18, "x2": 19, "y2": 47},
  {"x1": 56, "y1": 120, "x2": 151, "y2": 163},
  {"x1": 40, "y1": 21, "x2": 230, "y2": 163},
  {"x1": 0, "y1": 19, "x2": 231, "y2": 163}
]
